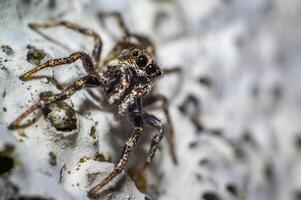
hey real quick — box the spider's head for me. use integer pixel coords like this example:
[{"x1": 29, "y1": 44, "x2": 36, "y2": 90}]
[{"x1": 126, "y1": 48, "x2": 162, "y2": 81}]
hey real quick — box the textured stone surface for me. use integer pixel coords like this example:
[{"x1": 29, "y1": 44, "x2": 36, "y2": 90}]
[{"x1": 1, "y1": 0, "x2": 301, "y2": 200}]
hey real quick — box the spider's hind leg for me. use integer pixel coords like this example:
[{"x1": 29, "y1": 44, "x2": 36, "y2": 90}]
[
  {"x1": 98, "y1": 12, "x2": 130, "y2": 37},
  {"x1": 144, "y1": 94, "x2": 178, "y2": 164},
  {"x1": 139, "y1": 112, "x2": 164, "y2": 172}
]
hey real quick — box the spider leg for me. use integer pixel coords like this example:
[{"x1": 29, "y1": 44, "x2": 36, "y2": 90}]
[
  {"x1": 88, "y1": 99, "x2": 144, "y2": 196},
  {"x1": 98, "y1": 12, "x2": 130, "y2": 36},
  {"x1": 139, "y1": 112, "x2": 164, "y2": 172},
  {"x1": 40, "y1": 75, "x2": 103, "y2": 104},
  {"x1": 98, "y1": 12, "x2": 157, "y2": 56},
  {"x1": 29, "y1": 21, "x2": 102, "y2": 64},
  {"x1": 9, "y1": 75, "x2": 104, "y2": 130},
  {"x1": 20, "y1": 52, "x2": 96, "y2": 81},
  {"x1": 144, "y1": 94, "x2": 178, "y2": 164}
]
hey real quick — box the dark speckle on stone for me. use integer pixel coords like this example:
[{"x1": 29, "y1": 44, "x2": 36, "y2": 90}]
[
  {"x1": 198, "y1": 158, "x2": 211, "y2": 166},
  {"x1": 295, "y1": 135, "x2": 301, "y2": 151},
  {"x1": 48, "y1": 152, "x2": 57, "y2": 166},
  {"x1": 251, "y1": 84, "x2": 259, "y2": 98},
  {"x1": 242, "y1": 129, "x2": 253, "y2": 143},
  {"x1": 2, "y1": 90, "x2": 6, "y2": 98},
  {"x1": 0, "y1": 155, "x2": 14, "y2": 175},
  {"x1": 226, "y1": 183, "x2": 239, "y2": 197},
  {"x1": 87, "y1": 172, "x2": 101, "y2": 185},
  {"x1": 208, "y1": 129, "x2": 223, "y2": 137},
  {"x1": 48, "y1": 0, "x2": 56, "y2": 9},
  {"x1": 179, "y1": 94, "x2": 203, "y2": 132},
  {"x1": 1, "y1": 45, "x2": 14, "y2": 56},
  {"x1": 264, "y1": 161, "x2": 274, "y2": 181},
  {"x1": 189, "y1": 141, "x2": 199, "y2": 149},
  {"x1": 202, "y1": 191, "x2": 220, "y2": 200},
  {"x1": 90, "y1": 125, "x2": 97, "y2": 139},
  {"x1": 145, "y1": 195, "x2": 152, "y2": 200},
  {"x1": 1, "y1": 66, "x2": 8, "y2": 72},
  {"x1": 0, "y1": 144, "x2": 15, "y2": 175},
  {"x1": 195, "y1": 173, "x2": 203, "y2": 181},
  {"x1": 199, "y1": 76, "x2": 213, "y2": 88},
  {"x1": 232, "y1": 143, "x2": 246, "y2": 160},
  {"x1": 271, "y1": 84, "x2": 282, "y2": 101}
]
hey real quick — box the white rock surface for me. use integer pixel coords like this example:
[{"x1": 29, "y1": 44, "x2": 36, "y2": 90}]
[{"x1": 1, "y1": 0, "x2": 301, "y2": 200}]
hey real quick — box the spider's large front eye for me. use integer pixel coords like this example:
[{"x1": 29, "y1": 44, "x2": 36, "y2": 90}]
[
  {"x1": 136, "y1": 55, "x2": 148, "y2": 68},
  {"x1": 145, "y1": 63, "x2": 158, "y2": 75}
]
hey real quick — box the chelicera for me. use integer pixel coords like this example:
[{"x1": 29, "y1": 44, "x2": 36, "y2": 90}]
[{"x1": 8, "y1": 12, "x2": 180, "y2": 197}]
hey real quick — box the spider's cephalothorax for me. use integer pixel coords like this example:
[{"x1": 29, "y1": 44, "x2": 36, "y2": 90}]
[
  {"x1": 102, "y1": 41, "x2": 162, "y2": 114},
  {"x1": 8, "y1": 12, "x2": 180, "y2": 197}
]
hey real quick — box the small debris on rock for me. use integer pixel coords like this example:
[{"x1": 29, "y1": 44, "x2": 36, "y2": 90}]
[
  {"x1": 26, "y1": 45, "x2": 46, "y2": 65},
  {"x1": 1, "y1": 45, "x2": 14, "y2": 56},
  {"x1": 48, "y1": 152, "x2": 57, "y2": 166}
]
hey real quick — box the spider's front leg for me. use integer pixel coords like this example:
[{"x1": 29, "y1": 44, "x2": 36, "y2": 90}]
[
  {"x1": 20, "y1": 52, "x2": 96, "y2": 81},
  {"x1": 8, "y1": 75, "x2": 104, "y2": 130},
  {"x1": 88, "y1": 99, "x2": 144, "y2": 197}
]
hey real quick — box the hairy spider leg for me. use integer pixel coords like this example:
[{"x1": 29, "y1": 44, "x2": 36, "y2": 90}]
[
  {"x1": 20, "y1": 52, "x2": 96, "y2": 81},
  {"x1": 139, "y1": 112, "x2": 164, "y2": 172},
  {"x1": 98, "y1": 12, "x2": 156, "y2": 56},
  {"x1": 29, "y1": 21, "x2": 103, "y2": 65},
  {"x1": 88, "y1": 99, "x2": 144, "y2": 197},
  {"x1": 9, "y1": 75, "x2": 104, "y2": 130},
  {"x1": 40, "y1": 75, "x2": 104, "y2": 105},
  {"x1": 144, "y1": 94, "x2": 178, "y2": 164}
]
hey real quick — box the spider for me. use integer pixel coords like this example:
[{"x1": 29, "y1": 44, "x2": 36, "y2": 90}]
[{"x1": 8, "y1": 12, "x2": 180, "y2": 197}]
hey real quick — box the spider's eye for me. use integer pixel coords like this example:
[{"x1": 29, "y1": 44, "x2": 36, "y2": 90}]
[
  {"x1": 136, "y1": 55, "x2": 148, "y2": 68},
  {"x1": 132, "y1": 50, "x2": 139, "y2": 57},
  {"x1": 145, "y1": 64, "x2": 158, "y2": 75}
]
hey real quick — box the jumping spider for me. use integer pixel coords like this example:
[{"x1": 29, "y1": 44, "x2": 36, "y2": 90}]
[{"x1": 8, "y1": 12, "x2": 180, "y2": 197}]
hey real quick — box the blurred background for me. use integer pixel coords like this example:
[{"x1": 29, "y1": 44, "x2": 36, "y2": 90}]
[{"x1": 1, "y1": 0, "x2": 301, "y2": 200}]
